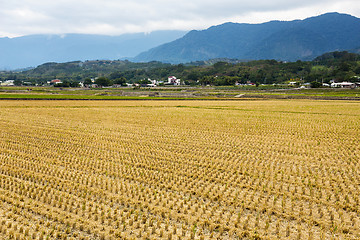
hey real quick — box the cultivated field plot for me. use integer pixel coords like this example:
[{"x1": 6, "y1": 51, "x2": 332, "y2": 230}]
[{"x1": 0, "y1": 100, "x2": 359, "y2": 239}]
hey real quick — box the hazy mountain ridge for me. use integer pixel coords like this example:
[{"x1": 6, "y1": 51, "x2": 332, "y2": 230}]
[
  {"x1": 1, "y1": 12, "x2": 360, "y2": 70},
  {"x1": 0, "y1": 31, "x2": 186, "y2": 70},
  {"x1": 134, "y1": 13, "x2": 360, "y2": 63}
]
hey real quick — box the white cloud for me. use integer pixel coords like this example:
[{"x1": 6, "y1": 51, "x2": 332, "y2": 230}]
[{"x1": 0, "y1": 0, "x2": 359, "y2": 37}]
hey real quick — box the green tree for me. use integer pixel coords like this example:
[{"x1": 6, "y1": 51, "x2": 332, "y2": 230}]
[
  {"x1": 14, "y1": 80, "x2": 22, "y2": 86},
  {"x1": 199, "y1": 76, "x2": 215, "y2": 85},
  {"x1": 136, "y1": 79, "x2": 151, "y2": 85},
  {"x1": 95, "y1": 77, "x2": 112, "y2": 87},
  {"x1": 83, "y1": 78, "x2": 92, "y2": 86},
  {"x1": 109, "y1": 71, "x2": 124, "y2": 80},
  {"x1": 310, "y1": 81, "x2": 322, "y2": 88},
  {"x1": 113, "y1": 77, "x2": 127, "y2": 85},
  {"x1": 70, "y1": 82, "x2": 80, "y2": 87}
]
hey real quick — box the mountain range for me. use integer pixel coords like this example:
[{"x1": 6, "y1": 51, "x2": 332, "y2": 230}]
[
  {"x1": 0, "y1": 31, "x2": 186, "y2": 70},
  {"x1": 134, "y1": 12, "x2": 360, "y2": 63},
  {"x1": 1, "y1": 12, "x2": 360, "y2": 70}
]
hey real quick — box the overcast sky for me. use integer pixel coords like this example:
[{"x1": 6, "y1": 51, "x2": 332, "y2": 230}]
[{"x1": 0, "y1": 0, "x2": 359, "y2": 37}]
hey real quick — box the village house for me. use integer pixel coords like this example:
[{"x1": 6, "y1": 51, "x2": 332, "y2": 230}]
[
  {"x1": 148, "y1": 78, "x2": 159, "y2": 87},
  {"x1": 49, "y1": 79, "x2": 62, "y2": 85},
  {"x1": 331, "y1": 82, "x2": 357, "y2": 88},
  {"x1": 0, "y1": 80, "x2": 15, "y2": 86},
  {"x1": 167, "y1": 76, "x2": 181, "y2": 85}
]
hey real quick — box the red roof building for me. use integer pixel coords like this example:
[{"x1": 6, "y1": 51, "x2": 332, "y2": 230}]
[{"x1": 50, "y1": 79, "x2": 62, "y2": 84}]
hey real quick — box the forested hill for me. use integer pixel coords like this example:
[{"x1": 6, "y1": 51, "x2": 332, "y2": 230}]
[
  {"x1": 134, "y1": 12, "x2": 360, "y2": 63},
  {"x1": 12, "y1": 60, "x2": 171, "y2": 82},
  {"x1": 2, "y1": 51, "x2": 360, "y2": 85}
]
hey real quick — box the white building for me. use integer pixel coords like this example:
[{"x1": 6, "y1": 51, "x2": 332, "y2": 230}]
[
  {"x1": 168, "y1": 76, "x2": 181, "y2": 85},
  {"x1": 148, "y1": 78, "x2": 158, "y2": 86},
  {"x1": 1, "y1": 80, "x2": 15, "y2": 86},
  {"x1": 331, "y1": 82, "x2": 356, "y2": 88}
]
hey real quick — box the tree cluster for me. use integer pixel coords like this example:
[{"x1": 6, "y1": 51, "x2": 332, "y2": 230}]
[
  {"x1": 53, "y1": 81, "x2": 80, "y2": 88},
  {"x1": 1, "y1": 51, "x2": 359, "y2": 87}
]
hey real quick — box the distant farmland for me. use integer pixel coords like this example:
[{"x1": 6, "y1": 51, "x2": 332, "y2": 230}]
[{"x1": 0, "y1": 100, "x2": 359, "y2": 239}]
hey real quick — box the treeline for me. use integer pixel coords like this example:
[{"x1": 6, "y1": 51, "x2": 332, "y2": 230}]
[{"x1": 1, "y1": 51, "x2": 360, "y2": 86}]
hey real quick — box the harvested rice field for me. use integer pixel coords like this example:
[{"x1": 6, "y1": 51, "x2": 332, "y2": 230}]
[{"x1": 0, "y1": 100, "x2": 359, "y2": 239}]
